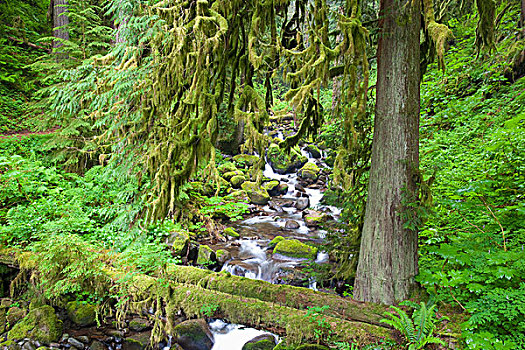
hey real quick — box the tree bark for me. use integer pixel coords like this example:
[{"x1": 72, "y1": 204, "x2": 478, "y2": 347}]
[
  {"x1": 354, "y1": 0, "x2": 420, "y2": 304},
  {"x1": 52, "y1": 0, "x2": 69, "y2": 53}
]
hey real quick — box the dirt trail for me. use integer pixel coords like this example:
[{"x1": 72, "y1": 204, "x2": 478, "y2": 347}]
[{"x1": 0, "y1": 126, "x2": 59, "y2": 140}]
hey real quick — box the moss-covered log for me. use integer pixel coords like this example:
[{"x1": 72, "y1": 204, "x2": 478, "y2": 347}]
[
  {"x1": 165, "y1": 265, "x2": 387, "y2": 327},
  {"x1": 0, "y1": 247, "x2": 393, "y2": 345}
]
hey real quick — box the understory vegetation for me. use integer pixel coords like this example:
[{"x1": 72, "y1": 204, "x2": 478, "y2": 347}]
[{"x1": 0, "y1": 0, "x2": 524, "y2": 349}]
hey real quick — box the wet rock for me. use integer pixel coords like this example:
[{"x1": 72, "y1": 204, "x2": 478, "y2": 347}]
[
  {"x1": 21, "y1": 342, "x2": 36, "y2": 350},
  {"x1": 196, "y1": 245, "x2": 216, "y2": 266},
  {"x1": 266, "y1": 144, "x2": 307, "y2": 175},
  {"x1": 66, "y1": 301, "x2": 96, "y2": 327},
  {"x1": 277, "y1": 183, "x2": 289, "y2": 195},
  {"x1": 215, "y1": 250, "x2": 231, "y2": 264},
  {"x1": 173, "y1": 319, "x2": 214, "y2": 350},
  {"x1": 128, "y1": 318, "x2": 150, "y2": 332},
  {"x1": 268, "y1": 201, "x2": 284, "y2": 213},
  {"x1": 89, "y1": 341, "x2": 106, "y2": 350},
  {"x1": 295, "y1": 197, "x2": 310, "y2": 211},
  {"x1": 223, "y1": 170, "x2": 244, "y2": 181},
  {"x1": 77, "y1": 337, "x2": 89, "y2": 344},
  {"x1": 281, "y1": 200, "x2": 294, "y2": 208},
  {"x1": 241, "y1": 334, "x2": 276, "y2": 350},
  {"x1": 304, "y1": 145, "x2": 322, "y2": 159},
  {"x1": 302, "y1": 210, "x2": 331, "y2": 228},
  {"x1": 233, "y1": 154, "x2": 260, "y2": 168},
  {"x1": 165, "y1": 230, "x2": 190, "y2": 257},
  {"x1": 105, "y1": 329, "x2": 125, "y2": 338},
  {"x1": 230, "y1": 175, "x2": 246, "y2": 189},
  {"x1": 295, "y1": 184, "x2": 305, "y2": 192},
  {"x1": 224, "y1": 227, "x2": 240, "y2": 238},
  {"x1": 122, "y1": 332, "x2": 150, "y2": 350},
  {"x1": 298, "y1": 162, "x2": 320, "y2": 181},
  {"x1": 263, "y1": 180, "x2": 281, "y2": 197},
  {"x1": 7, "y1": 306, "x2": 62, "y2": 345},
  {"x1": 68, "y1": 338, "x2": 84, "y2": 349},
  {"x1": 241, "y1": 182, "x2": 270, "y2": 205},
  {"x1": 273, "y1": 239, "x2": 318, "y2": 260},
  {"x1": 284, "y1": 220, "x2": 300, "y2": 229}
]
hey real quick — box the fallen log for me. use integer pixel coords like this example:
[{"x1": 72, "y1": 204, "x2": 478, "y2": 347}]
[
  {"x1": 0, "y1": 247, "x2": 393, "y2": 346},
  {"x1": 165, "y1": 265, "x2": 388, "y2": 327}
]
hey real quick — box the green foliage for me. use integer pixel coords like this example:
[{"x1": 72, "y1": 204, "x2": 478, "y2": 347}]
[
  {"x1": 381, "y1": 302, "x2": 445, "y2": 350},
  {"x1": 199, "y1": 303, "x2": 219, "y2": 318},
  {"x1": 197, "y1": 195, "x2": 249, "y2": 222},
  {"x1": 304, "y1": 305, "x2": 333, "y2": 344}
]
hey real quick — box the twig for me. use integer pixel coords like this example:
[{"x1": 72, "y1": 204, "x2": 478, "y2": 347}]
[
  {"x1": 7, "y1": 36, "x2": 52, "y2": 53},
  {"x1": 479, "y1": 197, "x2": 507, "y2": 251}
]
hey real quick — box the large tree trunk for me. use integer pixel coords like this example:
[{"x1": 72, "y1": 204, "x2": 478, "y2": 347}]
[
  {"x1": 354, "y1": 0, "x2": 420, "y2": 304},
  {"x1": 52, "y1": 0, "x2": 69, "y2": 52}
]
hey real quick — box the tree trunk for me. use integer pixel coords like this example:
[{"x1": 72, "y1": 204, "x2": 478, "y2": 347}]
[
  {"x1": 354, "y1": 0, "x2": 420, "y2": 304},
  {"x1": 521, "y1": 0, "x2": 525, "y2": 30},
  {"x1": 52, "y1": 0, "x2": 69, "y2": 53}
]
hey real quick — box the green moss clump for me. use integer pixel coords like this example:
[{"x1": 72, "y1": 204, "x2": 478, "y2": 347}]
[
  {"x1": 8, "y1": 305, "x2": 63, "y2": 344},
  {"x1": 273, "y1": 239, "x2": 318, "y2": 260},
  {"x1": 166, "y1": 230, "x2": 190, "y2": 257},
  {"x1": 66, "y1": 301, "x2": 96, "y2": 327},
  {"x1": 266, "y1": 144, "x2": 308, "y2": 175},
  {"x1": 197, "y1": 245, "x2": 216, "y2": 265},
  {"x1": 269, "y1": 236, "x2": 285, "y2": 248},
  {"x1": 296, "y1": 345, "x2": 329, "y2": 350},
  {"x1": 218, "y1": 162, "x2": 238, "y2": 175},
  {"x1": 241, "y1": 182, "x2": 270, "y2": 205},
  {"x1": 233, "y1": 154, "x2": 261, "y2": 168},
  {"x1": 0, "y1": 340, "x2": 21, "y2": 350},
  {"x1": 223, "y1": 170, "x2": 244, "y2": 181},
  {"x1": 298, "y1": 162, "x2": 320, "y2": 181},
  {"x1": 230, "y1": 175, "x2": 246, "y2": 189},
  {"x1": 263, "y1": 180, "x2": 280, "y2": 196},
  {"x1": 173, "y1": 319, "x2": 214, "y2": 350},
  {"x1": 224, "y1": 227, "x2": 240, "y2": 238}
]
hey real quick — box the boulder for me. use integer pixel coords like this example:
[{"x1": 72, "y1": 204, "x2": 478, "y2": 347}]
[
  {"x1": 233, "y1": 154, "x2": 261, "y2": 168},
  {"x1": 273, "y1": 239, "x2": 318, "y2": 260},
  {"x1": 123, "y1": 332, "x2": 151, "y2": 350},
  {"x1": 223, "y1": 170, "x2": 244, "y2": 181},
  {"x1": 166, "y1": 230, "x2": 190, "y2": 257},
  {"x1": 217, "y1": 162, "x2": 237, "y2": 175},
  {"x1": 241, "y1": 334, "x2": 276, "y2": 350},
  {"x1": 197, "y1": 245, "x2": 216, "y2": 266},
  {"x1": 215, "y1": 250, "x2": 231, "y2": 264},
  {"x1": 263, "y1": 180, "x2": 281, "y2": 197},
  {"x1": 223, "y1": 227, "x2": 240, "y2": 238},
  {"x1": 230, "y1": 175, "x2": 246, "y2": 189},
  {"x1": 8, "y1": 306, "x2": 62, "y2": 345},
  {"x1": 298, "y1": 162, "x2": 320, "y2": 181},
  {"x1": 302, "y1": 210, "x2": 330, "y2": 228},
  {"x1": 173, "y1": 319, "x2": 214, "y2": 350},
  {"x1": 66, "y1": 301, "x2": 96, "y2": 327},
  {"x1": 0, "y1": 340, "x2": 21, "y2": 350},
  {"x1": 304, "y1": 145, "x2": 322, "y2": 159},
  {"x1": 268, "y1": 236, "x2": 285, "y2": 248},
  {"x1": 6, "y1": 306, "x2": 26, "y2": 329},
  {"x1": 295, "y1": 197, "x2": 310, "y2": 211},
  {"x1": 284, "y1": 220, "x2": 300, "y2": 229},
  {"x1": 277, "y1": 183, "x2": 289, "y2": 195},
  {"x1": 241, "y1": 182, "x2": 270, "y2": 205},
  {"x1": 266, "y1": 144, "x2": 307, "y2": 175}
]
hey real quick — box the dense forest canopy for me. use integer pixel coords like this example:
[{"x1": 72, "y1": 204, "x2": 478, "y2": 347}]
[{"x1": 0, "y1": 0, "x2": 524, "y2": 349}]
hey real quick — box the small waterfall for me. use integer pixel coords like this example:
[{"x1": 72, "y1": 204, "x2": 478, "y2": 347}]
[{"x1": 210, "y1": 319, "x2": 279, "y2": 350}]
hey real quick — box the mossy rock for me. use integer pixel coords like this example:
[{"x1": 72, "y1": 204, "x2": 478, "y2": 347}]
[
  {"x1": 269, "y1": 236, "x2": 285, "y2": 248},
  {"x1": 263, "y1": 180, "x2": 281, "y2": 196},
  {"x1": 129, "y1": 317, "x2": 150, "y2": 332},
  {"x1": 123, "y1": 332, "x2": 151, "y2": 350},
  {"x1": 190, "y1": 181, "x2": 215, "y2": 197},
  {"x1": 266, "y1": 144, "x2": 307, "y2": 175},
  {"x1": 66, "y1": 301, "x2": 96, "y2": 327},
  {"x1": 295, "y1": 345, "x2": 329, "y2": 350},
  {"x1": 173, "y1": 319, "x2": 214, "y2": 350},
  {"x1": 6, "y1": 307, "x2": 26, "y2": 329},
  {"x1": 302, "y1": 210, "x2": 330, "y2": 228},
  {"x1": 241, "y1": 182, "x2": 270, "y2": 205},
  {"x1": 233, "y1": 154, "x2": 260, "y2": 168},
  {"x1": 298, "y1": 162, "x2": 320, "y2": 181},
  {"x1": 166, "y1": 230, "x2": 190, "y2": 257},
  {"x1": 223, "y1": 170, "x2": 244, "y2": 181},
  {"x1": 0, "y1": 308, "x2": 5, "y2": 333},
  {"x1": 273, "y1": 239, "x2": 318, "y2": 260},
  {"x1": 242, "y1": 334, "x2": 276, "y2": 350},
  {"x1": 277, "y1": 183, "x2": 289, "y2": 195},
  {"x1": 230, "y1": 175, "x2": 246, "y2": 189},
  {"x1": 0, "y1": 340, "x2": 21, "y2": 350},
  {"x1": 197, "y1": 245, "x2": 216, "y2": 266},
  {"x1": 224, "y1": 227, "x2": 240, "y2": 238},
  {"x1": 8, "y1": 305, "x2": 62, "y2": 345},
  {"x1": 304, "y1": 145, "x2": 322, "y2": 159},
  {"x1": 217, "y1": 162, "x2": 238, "y2": 175},
  {"x1": 215, "y1": 249, "x2": 231, "y2": 264}
]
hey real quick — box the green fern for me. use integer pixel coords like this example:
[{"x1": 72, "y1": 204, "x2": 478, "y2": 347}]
[{"x1": 381, "y1": 301, "x2": 446, "y2": 349}]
